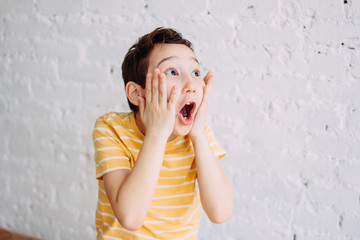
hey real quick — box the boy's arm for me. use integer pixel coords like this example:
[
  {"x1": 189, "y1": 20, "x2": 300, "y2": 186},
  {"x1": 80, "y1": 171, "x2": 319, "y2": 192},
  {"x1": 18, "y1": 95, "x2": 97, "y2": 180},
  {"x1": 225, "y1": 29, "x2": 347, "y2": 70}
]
[
  {"x1": 191, "y1": 133, "x2": 234, "y2": 223},
  {"x1": 103, "y1": 134, "x2": 167, "y2": 231},
  {"x1": 190, "y1": 72, "x2": 234, "y2": 223},
  {"x1": 103, "y1": 69, "x2": 179, "y2": 231}
]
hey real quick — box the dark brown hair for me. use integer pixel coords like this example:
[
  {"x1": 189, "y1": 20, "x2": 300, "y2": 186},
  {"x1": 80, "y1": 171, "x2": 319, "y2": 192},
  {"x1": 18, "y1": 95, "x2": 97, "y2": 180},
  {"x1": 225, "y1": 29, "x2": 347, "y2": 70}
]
[{"x1": 122, "y1": 27, "x2": 193, "y2": 112}]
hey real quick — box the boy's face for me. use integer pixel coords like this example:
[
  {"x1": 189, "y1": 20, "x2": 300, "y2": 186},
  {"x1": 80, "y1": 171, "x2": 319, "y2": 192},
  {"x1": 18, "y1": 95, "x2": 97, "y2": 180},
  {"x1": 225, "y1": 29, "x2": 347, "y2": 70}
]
[{"x1": 145, "y1": 43, "x2": 205, "y2": 138}]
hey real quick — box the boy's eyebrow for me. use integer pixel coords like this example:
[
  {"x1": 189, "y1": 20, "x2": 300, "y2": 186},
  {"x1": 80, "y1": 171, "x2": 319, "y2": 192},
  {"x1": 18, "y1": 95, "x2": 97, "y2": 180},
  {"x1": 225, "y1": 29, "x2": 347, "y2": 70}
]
[{"x1": 157, "y1": 56, "x2": 199, "y2": 67}]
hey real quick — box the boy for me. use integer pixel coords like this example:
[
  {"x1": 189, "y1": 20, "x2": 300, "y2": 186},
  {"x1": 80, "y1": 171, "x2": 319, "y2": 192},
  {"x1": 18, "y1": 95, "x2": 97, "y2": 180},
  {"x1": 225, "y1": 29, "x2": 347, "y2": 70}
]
[{"x1": 93, "y1": 27, "x2": 233, "y2": 240}]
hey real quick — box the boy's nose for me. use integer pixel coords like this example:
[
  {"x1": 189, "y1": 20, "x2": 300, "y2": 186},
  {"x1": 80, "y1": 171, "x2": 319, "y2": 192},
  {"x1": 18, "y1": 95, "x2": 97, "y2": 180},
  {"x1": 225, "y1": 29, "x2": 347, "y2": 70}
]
[
  {"x1": 183, "y1": 76, "x2": 197, "y2": 93},
  {"x1": 185, "y1": 87, "x2": 196, "y2": 93}
]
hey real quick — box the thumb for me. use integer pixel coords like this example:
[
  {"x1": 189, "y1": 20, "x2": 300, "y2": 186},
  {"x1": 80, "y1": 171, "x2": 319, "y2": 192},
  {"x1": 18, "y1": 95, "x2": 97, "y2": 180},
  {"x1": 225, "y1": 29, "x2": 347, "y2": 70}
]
[
  {"x1": 168, "y1": 86, "x2": 179, "y2": 110},
  {"x1": 201, "y1": 83, "x2": 212, "y2": 108}
]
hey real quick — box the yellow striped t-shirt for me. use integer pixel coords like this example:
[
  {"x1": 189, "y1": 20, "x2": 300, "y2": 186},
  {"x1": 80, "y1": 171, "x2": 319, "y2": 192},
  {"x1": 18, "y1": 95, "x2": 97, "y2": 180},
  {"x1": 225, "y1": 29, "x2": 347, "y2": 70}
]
[{"x1": 93, "y1": 112, "x2": 226, "y2": 240}]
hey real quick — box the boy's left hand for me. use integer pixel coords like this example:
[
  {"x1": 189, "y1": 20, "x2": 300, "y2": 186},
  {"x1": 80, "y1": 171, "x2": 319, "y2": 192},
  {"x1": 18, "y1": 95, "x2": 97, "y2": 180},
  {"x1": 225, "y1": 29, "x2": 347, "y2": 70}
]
[{"x1": 189, "y1": 71, "x2": 214, "y2": 139}]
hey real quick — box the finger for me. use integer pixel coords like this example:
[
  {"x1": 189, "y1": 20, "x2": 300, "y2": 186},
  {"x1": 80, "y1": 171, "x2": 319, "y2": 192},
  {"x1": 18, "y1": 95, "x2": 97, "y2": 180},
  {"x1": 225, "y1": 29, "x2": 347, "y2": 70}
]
[
  {"x1": 168, "y1": 86, "x2": 179, "y2": 110},
  {"x1": 159, "y1": 73, "x2": 167, "y2": 107},
  {"x1": 203, "y1": 71, "x2": 214, "y2": 86},
  {"x1": 145, "y1": 73, "x2": 152, "y2": 103},
  {"x1": 203, "y1": 72, "x2": 214, "y2": 100},
  {"x1": 152, "y1": 69, "x2": 160, "y2": 103},
  {"x1": 138, "y1": 96, "x2": 145, "y2": 117},
  {"x1": 205, "y1": 76, "x2": 213, "y2": 93},
  {"x1": 201, "y1": 77, "x2": 214, "y2": 110},
  {"x1": 202, "y1": 84, "x2": 211, "y2": 105}
]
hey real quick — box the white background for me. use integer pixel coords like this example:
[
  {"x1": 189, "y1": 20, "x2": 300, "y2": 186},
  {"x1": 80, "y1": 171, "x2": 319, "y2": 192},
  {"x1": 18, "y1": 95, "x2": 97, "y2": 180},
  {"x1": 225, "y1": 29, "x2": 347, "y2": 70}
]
[{"x1": 1, "y1": 0, "x2": 360, "y2": 239}]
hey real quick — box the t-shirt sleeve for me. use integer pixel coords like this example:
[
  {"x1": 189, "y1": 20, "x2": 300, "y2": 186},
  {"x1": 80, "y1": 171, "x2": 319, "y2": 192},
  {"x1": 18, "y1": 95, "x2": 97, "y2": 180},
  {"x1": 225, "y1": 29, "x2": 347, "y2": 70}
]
[
  {"x1": 205, "y1": 124, "x2": 226, "y2": 160},
  {"x1": 93, "y1": 117, "x2": 131, "y2": 180}
]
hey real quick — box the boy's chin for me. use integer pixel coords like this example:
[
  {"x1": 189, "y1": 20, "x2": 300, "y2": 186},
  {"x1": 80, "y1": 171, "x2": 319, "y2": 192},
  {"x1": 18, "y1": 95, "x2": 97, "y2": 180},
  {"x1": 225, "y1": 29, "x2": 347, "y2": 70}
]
[{"x1": 172, "y1": 123, "x2": 193, "y2": 137}]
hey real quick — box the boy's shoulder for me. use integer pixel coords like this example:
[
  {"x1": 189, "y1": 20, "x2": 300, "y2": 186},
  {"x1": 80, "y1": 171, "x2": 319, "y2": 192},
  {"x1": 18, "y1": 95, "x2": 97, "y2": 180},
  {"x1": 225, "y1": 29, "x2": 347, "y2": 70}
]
[
  {"x1": 95, "y1": 112, "x2": 135, "y2": 130},
  {"x1": 96, "y1": 112, "x2": 132, "y2": 123},
  {"x1": 93, "y1": 111, "x2": 140, "y2": 141}
]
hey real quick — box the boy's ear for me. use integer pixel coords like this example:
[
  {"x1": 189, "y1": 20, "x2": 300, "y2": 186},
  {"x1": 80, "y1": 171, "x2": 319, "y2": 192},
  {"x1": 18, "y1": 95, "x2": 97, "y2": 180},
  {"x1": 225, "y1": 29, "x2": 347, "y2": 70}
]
[{"x1": 125, "y1": 81, "x2": 143, "y2": 106}]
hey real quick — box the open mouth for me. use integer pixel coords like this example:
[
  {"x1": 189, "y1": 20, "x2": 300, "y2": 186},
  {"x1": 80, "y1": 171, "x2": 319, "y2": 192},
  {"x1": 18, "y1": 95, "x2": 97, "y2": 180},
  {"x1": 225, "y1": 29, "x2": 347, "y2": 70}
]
[{"x1": 179, "y1": 102, "x2": 195, "y2": 124}]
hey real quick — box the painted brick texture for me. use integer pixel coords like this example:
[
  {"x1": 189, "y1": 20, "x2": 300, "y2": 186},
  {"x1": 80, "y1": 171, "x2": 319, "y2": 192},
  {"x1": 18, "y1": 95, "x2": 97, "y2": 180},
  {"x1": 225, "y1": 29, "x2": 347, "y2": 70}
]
[{"x1": 0, "y1": 0, "x2": 359, "y2": 239}]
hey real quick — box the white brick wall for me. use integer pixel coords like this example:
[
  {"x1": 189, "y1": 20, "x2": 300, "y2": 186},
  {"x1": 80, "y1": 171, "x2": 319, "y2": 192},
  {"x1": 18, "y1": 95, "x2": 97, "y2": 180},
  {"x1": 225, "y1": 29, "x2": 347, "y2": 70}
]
[{"x1": 1, "y1": 1, "x2": 359, "y2": 239}]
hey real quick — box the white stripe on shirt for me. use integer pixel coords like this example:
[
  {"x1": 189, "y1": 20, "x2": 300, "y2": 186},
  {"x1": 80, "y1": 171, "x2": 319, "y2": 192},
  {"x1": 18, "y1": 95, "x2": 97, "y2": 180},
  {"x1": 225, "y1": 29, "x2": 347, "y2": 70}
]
[
  {"x1": 96, "y1": 147, "x2": 124, "y2": 153},
  {"x1": 161, "y1": 166, "x2": 190, "y2": 171},
  {"x1": 96, "y1": 167, "x2": 130, "y2": 178},
  {"x1": 121, "y1": 136, "x2": 143, "y2": 143},
  {"x1": 158, "y1": 176, "x2": 187, "y2": 180},
  {"x1": 114, "y1": 125, "x2": 134, "y2": 132},
  {"x1": 153, "y1": 226, "x2": 194, "y2": 234},
  {"x1": 149, "y1": 205, "x2": 193, "y2": 209},
  {"x1": 97, "y1": 156, "x2": 129, "y2": 167},
  {"x1": 152, "y1": 192, "x2": 194, "y2": 200},
  {"x1": 163, "y1": 154, "x2": 195, "y2": 161},
  {"x1": 156, "y1": 180, "x2": 195, "y2": 189},
  {"x1": 93, "y1": 136, "x2": 117, "y2": 143},
  {"x1": 93, "y1": 127, "x2": 117, "y2": 137}
]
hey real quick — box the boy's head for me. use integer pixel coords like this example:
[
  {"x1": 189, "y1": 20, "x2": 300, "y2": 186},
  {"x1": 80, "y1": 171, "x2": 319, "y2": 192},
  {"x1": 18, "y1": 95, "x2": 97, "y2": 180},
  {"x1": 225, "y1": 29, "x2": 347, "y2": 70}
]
[{"x1": 122, "y1": 27, "x2": 193, "y2": 112}]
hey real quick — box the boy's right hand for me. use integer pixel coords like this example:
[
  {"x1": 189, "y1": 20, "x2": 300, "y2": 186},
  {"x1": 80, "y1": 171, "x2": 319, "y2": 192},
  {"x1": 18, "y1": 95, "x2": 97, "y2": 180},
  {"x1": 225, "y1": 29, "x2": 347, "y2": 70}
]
[{"x1": 137, "y1": 69, "x2": 179, "y2": 140}]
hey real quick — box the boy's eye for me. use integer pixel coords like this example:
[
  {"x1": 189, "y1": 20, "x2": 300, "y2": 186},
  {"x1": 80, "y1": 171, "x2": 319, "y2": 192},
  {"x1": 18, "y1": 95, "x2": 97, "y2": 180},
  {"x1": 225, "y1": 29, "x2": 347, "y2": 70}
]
[
  {"x1": 192, "y1": 70, "x2": 200, "y2": 77},
  {"x1": 165, "y1": 69, "x2": 178, "y2": 76}
]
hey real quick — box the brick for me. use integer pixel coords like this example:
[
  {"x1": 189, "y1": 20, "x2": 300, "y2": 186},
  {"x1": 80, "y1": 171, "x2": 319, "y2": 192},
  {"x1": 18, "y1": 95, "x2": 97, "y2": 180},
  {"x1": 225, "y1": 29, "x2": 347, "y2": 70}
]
[
  {"x1": 208, "y1": 0, "x2": 251, "y2": 17},
  {"x1": 34, "y1": 40, "x2": 80, "y2": 60},
  {"x1": 298, "y1": 105, "x2": 344, "y2": 132},
  {"x1": 0, "y1": 60, "x2": 6, "y2": 76},
  {"x1": 309, "y1": 22, "x2": 360, "y2": 42},
  {"x1": 209, "y1": 44, "x2": 272, "y2": 73},
  {"x1": 8, "y1": 128, "x2": 53, "y2": 160},
  {"x1": 36, "y1": 0, "x2": 83, "y2": 16},
  {"x1": 58, "y1": 62, "x2": 107, "y2": 83},
  {"x1": 0, "y1": 0, "x2": 33, "y2": 15},
  {"x1": 306, "y1": 184, "x2": 358, "y2": 211},
  {"x1": 298, "y1": 0, "x2": 343, "y2": 19},
  {"x1": 30, "y1": 81, "x2": 82, "y2": 106},
  {"x1": 85, "y1": 43, "x2": 127, "y2": 63},
  {"x1": 293, "y1": 205, "x2": 338, "y2": 233},
  {"x1": 10, "y1": 60, "x2": 56, "y2": 80},
  {"x1": 87, "y1": 0, "x2": 144, "y2": 15},
  {"x1": 0, "y1": 37, "x2": 33, "y2": 55},
  {"x1": 58, "y1": 22, "x2": 102, "y2": 40},
  {"x1": 337, "y1": 137, "x2": 360, "y2": 159},
  {"x1": 342, "y1": 215, "x2": 360, "y2": 236},
  {"x1": 309, "y1": 134, "x2": 348, "y2": 159},
  {"x1": 266, "y1": 46, "x2": 304, "y2": 75},
  {"x1": 347, "y1": 107, "x2": 360, "y2": 130},
  {"x1": 0, "y1": 95, "x2": 6, "y2": 114},
  {"x1": 309, "y1": 53, "x2": 345, "y2": 76},
  {"x1": 292, "y1": 231, "x2": 335, "y2": 240},
  {"x1": 3, "y1": 18, "x2": 54, "y2": 39},
  {"x1": 338, "y1": 163, "x2": 360, "y2": 188},
  {"x1": 1, "y1": 80, "x2": 31, "y2": 100},
  {"x1": 172, "y1": 22, "x2": 235, "y2": 51},
  {"x1": 307, "y1": 77, "x2": 360, "y2": 106},
  {"x1": 351, "y1": 0, "x2": 360, "y2": 12},
  {"x1": 297, "y1": 154, "x2": 339, "y2": 181},
  {"x1": 236, "y1": 23, "x2": 299, "y2": 46},
  {"x1": 82, "y1": 83, "x2": 125, "y2": 105},
  {"x1": 147, "y1": 0, "x2": 207, "y2": 17}
]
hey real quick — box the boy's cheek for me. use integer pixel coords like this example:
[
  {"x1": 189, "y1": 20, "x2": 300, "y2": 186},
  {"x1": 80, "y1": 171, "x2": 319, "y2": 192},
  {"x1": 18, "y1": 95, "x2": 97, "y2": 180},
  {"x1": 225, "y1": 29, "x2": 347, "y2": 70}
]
[{"x1": 166, "y1": 83, "x2": 177, "y2": 100}]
